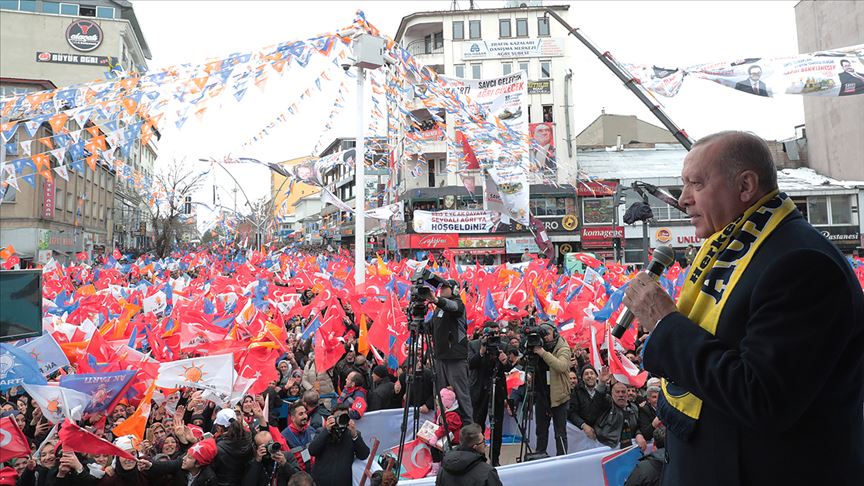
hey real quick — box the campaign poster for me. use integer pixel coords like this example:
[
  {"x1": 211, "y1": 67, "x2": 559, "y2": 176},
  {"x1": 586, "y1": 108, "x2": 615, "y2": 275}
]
[
  {"x1": 412, "y1": 210, "x2": 499, "y2": 233},
  {"x1": 529, "y1": 122, "x2": 556, "y2": 178}
]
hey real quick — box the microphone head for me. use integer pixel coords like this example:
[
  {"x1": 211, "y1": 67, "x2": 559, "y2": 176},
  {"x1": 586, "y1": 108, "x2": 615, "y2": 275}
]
[{"x1": 652, "y1": 245, "x2": 676, "y2": 269}]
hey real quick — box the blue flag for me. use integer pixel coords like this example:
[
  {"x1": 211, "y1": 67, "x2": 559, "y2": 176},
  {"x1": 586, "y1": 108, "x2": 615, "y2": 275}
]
[
  {"x1": 301, "y1": 316, "x2": 322, "y2": 341},
  {"x1": 592, "y1": 283, "x2": 629, "y2": 322},
  {"x1": 484, "y1": 289, "x2": 500, "y2": 321},
  {"x1": 60, "y1": 370, "x2": 137, "y2": 413},
  {"x1": 0, "y1": 343, "x2": 48, "y2": 390},
  {"x1": 16, "y1": 334, "x2": 70, "y2": 377}
]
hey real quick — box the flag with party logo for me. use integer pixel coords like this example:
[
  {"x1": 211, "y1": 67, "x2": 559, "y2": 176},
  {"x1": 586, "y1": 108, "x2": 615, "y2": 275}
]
[
  {"x1": 0, "y1": 343, "x2": 48, "y2": 391},
  {"x1": 59, "y1": 370, "x2": 137, "y2": 413},
  {"x1": 23, "y1": 383, "x2": 91, "y2": 423},
  {"x1": 154, "y1": 353, "x2": 234, "y2": 395},
  {"x1": 17, "y1": 334, "x2": 70, "y2": 376}
]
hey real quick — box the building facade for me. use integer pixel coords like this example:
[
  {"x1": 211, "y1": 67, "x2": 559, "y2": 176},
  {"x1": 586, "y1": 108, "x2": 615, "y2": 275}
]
[
  {"x1": 794, "y1": 0, "x2": 864, "y2": 181},
  {"x1": 0, "y1": 0, "x2": 155, "y2": 262},
  {"x1": 392, "y1": 4, "x2": 581, "y2": 264}
]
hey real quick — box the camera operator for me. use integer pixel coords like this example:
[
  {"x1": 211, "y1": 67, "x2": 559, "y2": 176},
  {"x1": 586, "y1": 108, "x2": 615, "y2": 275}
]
[
  {"x1": 308, "y1": 404, "x2": 370, "y2": 485},
  {"x1": 242, "y1": 430, "x2": 300, "y2": 486},
  {"x1": 424, "y1": 279, "x2": 473, "y2": 423},
  {"x1": 529, "y1": 323, "x2": 572, "y2": 457},
  {"x1": 468, "y1": 321, "x2": 512, "y2": 466}
]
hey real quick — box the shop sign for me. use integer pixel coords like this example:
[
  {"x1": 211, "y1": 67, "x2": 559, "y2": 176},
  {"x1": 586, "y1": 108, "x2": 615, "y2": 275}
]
[
  {"x1": 406, "y1": 127, "x2": 445, "y2": 142},
  {"x1": 492, "y1": 214, "x2": 579, "y2": 233},
  {"x1": 412, "y1": 210, "x2": 497, "y2": 233},
  {"x1": 581, "y1": 226, "x2": 623, "y2": 248},
  {"x1": 398, "y1": 234, "x2": 459, "y2": 249},
  {"x1": 650, "y1": 226, "x2": 704, "y2": 248},
  {"x1": 527, "y1": 80, "x2": 551, "y2": 94},
  {"x1": 463, "y1": 38, "x2": 564, "y2": 60},
  {"x1": 506, "y1": 236, "x2": 540, "y2": 253},
  {"x1": 818, "y1": 225, "x2": 859, "y2": 246},
  {"x1": 458, "y1": 236, "x2": 505, "y2": 249},
  {"x1": 36, "y1": 51, "x2": 113, "y2": 66},
  {"x1": 576, "y1": 181, "x2": 618, "y2": 196},
  {"x1": 42, "y1": 179, "x2": 55, "y2": 219},
  {"x1": 66, "y1": 19, "x2": 103, "y2": 52}
]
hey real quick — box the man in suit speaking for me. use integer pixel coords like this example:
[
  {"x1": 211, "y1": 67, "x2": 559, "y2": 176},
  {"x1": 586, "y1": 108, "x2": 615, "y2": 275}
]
[
  {"x1": 734, "y1": 65, "x2": 769, "y2": 97},
  {"x1": 622, "y1": 131, "x2": 864, "y2": 485}
]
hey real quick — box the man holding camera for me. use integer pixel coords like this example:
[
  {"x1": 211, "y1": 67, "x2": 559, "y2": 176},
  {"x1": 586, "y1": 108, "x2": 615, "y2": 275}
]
[
  {"x1": 425, "y1": 279, "x2": 473, "y2": 424},
  {"x1": 531, "y1": 324, "x2": 573, "y2": 456},
  {"x1": 308, "y1": 403, "x2": 370, "y2": 485},
  {"x1": 242, "y1": 430, "x2": 300, "y2": 486},
  {"x1": 468, "y1": 321, "x2": 512, "y2": 466}
]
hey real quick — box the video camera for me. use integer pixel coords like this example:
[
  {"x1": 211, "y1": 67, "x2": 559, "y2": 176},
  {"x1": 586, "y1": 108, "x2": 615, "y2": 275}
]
[
  {"x1": 520, "y1": 317, "x2": 545, "y2": 352},
  {"x1": 407, "y1": 267, "x2": 447, "y2": 331},
  {"x1": 481, "y1": 326, "x2": 502, "y2": 355}
]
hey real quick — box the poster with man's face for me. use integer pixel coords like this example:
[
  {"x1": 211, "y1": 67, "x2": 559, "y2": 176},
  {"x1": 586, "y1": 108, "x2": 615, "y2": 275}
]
[{"x1": 529, "y1": 122, "x2": 556, "y2": 175}]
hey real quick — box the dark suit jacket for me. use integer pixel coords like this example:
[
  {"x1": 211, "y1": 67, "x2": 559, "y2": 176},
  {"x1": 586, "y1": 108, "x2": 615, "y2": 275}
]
[
  {"x1": 838, "y1": 71, "x2": 864, "y2": 96},
  {"x1": 643, "y1": 211, "x2": 864, "y2": 486},
  {"x1": 734, "y1": 79, "x2": 769, "y2": 97}
]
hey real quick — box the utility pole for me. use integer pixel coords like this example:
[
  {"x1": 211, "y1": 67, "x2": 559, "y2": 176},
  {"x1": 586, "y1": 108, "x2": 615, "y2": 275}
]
[{"x1": 354, "y1": 65, "x2": 366, "y2": 287}]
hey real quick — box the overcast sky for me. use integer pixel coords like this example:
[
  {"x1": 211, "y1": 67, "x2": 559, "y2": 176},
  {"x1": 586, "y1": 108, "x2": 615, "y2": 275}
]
[{"x1": 133, "y1": 0, "x2": 805, "y2": 223}]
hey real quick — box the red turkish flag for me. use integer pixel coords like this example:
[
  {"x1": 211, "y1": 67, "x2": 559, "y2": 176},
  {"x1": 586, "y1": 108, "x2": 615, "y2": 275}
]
[
  {"x1": 1, "y1": 254, "x2": 19, "y2": 270},
  {"x1": 388, "y1": 438, "x2": 432, "y2": 479},
  {"x1": 58, "y1": 419, "x2": 135, "y2": 460},
  {"x1": 0, "y1": 417, "x2": 31, "y2": 462}
]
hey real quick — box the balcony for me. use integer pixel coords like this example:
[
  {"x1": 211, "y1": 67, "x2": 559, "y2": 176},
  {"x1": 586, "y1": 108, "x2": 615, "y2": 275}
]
[{"x1": 406, "y1": 39, "x2": 444, "y2": 57}]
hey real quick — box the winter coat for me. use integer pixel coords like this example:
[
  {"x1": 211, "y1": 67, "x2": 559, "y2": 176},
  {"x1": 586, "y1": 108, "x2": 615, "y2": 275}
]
[
  {"x1": 594, "y1": 398, "x2": 641, "y2": 449},
  {"x1": 212, "y1": 435, "x2": 254, "y2": 486},
  {"x1": 306, "y1": 403, "x2": 331, "y2": 432},
  {"x1": 567, "y1": 383, "x2": 609, "y2": 428},
  {"x1": 145, "y1": 459, "x2": 217, "y2": 486},
  {"x1": 431, "y1": 296, "x2": 468, "y2": 360},
  {"x1": 301, "y1": 360, "x2": 335, "y2": 396},
  {"x1": 308, "y1": 427, "x2": 370, "y2": 486},
  {"x1": 396, "y1": 368, "x2": 435, "y2": 410},
  {"x1": 435, "y1": 449, "x2": 502, "y2": 486},
  {"x1": 240, "y1": 455, "x2": 300, "y2": 486},
  {"x1": 537, "y1": 336, "x2": 572, "y2": 407},
  {"x1": 367, "y1": 376, "x2": 400, "y2": 412},
  {"x1": 624, "y1": 448, "x2": 666, "y2": 486},
  {"x1": 335, "y1": 386, "x2": 368, "y2": 420}
]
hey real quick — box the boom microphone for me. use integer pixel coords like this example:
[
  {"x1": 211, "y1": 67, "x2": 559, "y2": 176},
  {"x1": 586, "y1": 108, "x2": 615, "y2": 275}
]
[{"x1": 612, "y1": 245, "x2": 676, "y2": 338}]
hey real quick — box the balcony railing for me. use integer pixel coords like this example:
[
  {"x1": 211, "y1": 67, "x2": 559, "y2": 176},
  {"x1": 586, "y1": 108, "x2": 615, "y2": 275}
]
[{"x1": 405, "y1": 39, "x2": 444, "y2": 57}]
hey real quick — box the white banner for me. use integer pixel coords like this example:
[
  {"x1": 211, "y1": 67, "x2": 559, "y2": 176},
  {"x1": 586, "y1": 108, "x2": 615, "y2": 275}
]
[
  {"x1": 412, "y1": 210, "x2": 499, "y2": 233},
  {"x1": 462, "y1": 38, "x2": 565, "y2": 60},
  {"x1": 487, "y1": 166, "x2": 530, "y2": 225},
  {"x1": 506, "y1": 236, "x2": 540, "y2": 253},
  {"x1": 483, "y1": 172, "x2": 510, "y2": 223},
  {"x1": 627, "y1": 43, "x2": 864, "y2": 98},
  {"x1": 320, "y1": 187, "x2": 355, "y2": 213},
  {"x1": 365, "y1": 202, "x2": 404, "y2": 221}
]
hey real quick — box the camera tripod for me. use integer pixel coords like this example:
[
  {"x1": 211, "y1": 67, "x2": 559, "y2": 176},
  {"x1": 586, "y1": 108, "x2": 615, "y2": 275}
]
[
  {"x1": 395, "y1": 319, "x2": 452, "y2": 479},
  {"x1": 515, "y1": 352, "x2": 539, "y2": 463}
]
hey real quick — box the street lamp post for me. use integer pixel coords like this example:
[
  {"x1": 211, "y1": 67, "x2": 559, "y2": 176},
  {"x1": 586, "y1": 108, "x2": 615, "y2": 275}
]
[{"x1": 354, "y1": 66, "x2": 366, "y2": 286}]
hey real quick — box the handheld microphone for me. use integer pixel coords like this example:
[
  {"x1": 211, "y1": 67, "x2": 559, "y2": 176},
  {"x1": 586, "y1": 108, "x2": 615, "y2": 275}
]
[{"x1": 612, "y1": 245, "x2": 676, "y2": 338}]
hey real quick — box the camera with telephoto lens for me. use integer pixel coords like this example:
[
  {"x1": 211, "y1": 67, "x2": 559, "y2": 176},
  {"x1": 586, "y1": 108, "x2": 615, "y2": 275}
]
[
  {"x1": 335, "y1": 412, "x2": 350, "y2": 431},
  {"x1": 520, "y1": 317, "x2": 545, "y2": 352},
  {"x1": 407, "y1": 267, "x2": 446, "y2": 332},
  {"x1": 482, "y1": 326, "x2": 501, "y2": 354},
  {"x1": 266, "y1": 441, "x2": 282, "y2": 457}
]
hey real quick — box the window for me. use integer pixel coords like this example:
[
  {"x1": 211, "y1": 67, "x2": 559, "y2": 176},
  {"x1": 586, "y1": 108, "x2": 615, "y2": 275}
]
[
  {"x1": 538, "y1": 17, "x2": 550, "y2": 37},
  {"x1": 42, "y1": 1, "x2": 59, "y2": 13},
  {"x1": 471, "y1": 64, "x2": 482, "y2": 79},
  {"x1": 433, "y1": 32, "x2": 444, "y2": 50},
  {"x1": 66, "y1": 192, "x2": 74, "y2": 211},
  {"x1": 582, "y1": 197, "x2": 614, "y2": 224},
  {"x1": 0, "y1": 1, "x2": 18, "y2": 11},
  {"x1": 650, "y1": 189, "x2": 688, "y2": 221},
  {"x1": 453, "y1": 21, "x2": 464, "y2": 40},
  {"x1": 502, "y1": 62, "x2": 513, "y2": 75},
  {"x1": 540, "y1": 60, "x2": 552, "y2": 79},
  {"x1": 79, "y1": 5, "x2": 95, "y2": 17},
  {"x1": 499, "y1": 19, "x2": 511, "y2": 38},
  {"x1": 469, "y1": 20, "x2": 481, "y2": 39},
  {"x1": 55, "y1": 188, "x2": 63, "y2": 211},
  {"x1": 96, "y1": 6, "x2": 114, "y2": 18},
  {"x1": 59, "y1": 2, "x2": 77, "y2": 15},
  {"x1": 519, "y1": 61, "x2": 529, "y2": 74},
  {"x1": 516, "y1": 18, "x2": 528, "y2": 37},
  {"x1": 530, "y1": 197, "x2": 574, "y2": 216},
  {"x1": 424, "y1": 34, "x2": 432, "y2": 54},
  {"x1": 807, "y1": 195, "x2": 854, "y2": 225},
  {"x1": 19, "y1": 0, "x2": 36, "y2": 12},
  {"x1": 542, "y1": 105, "x2": 553, "y2": 122},
  {"x1": 1, "y1": 185, "x2": 16, "y2": 203},
  {"x1": 454, "y1": 64, "x2": 465, "y2": 78}
]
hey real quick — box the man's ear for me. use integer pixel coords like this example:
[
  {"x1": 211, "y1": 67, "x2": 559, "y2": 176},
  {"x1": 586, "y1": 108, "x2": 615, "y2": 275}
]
[{"x1": 737, "y1": 170, "x2": 761, "y2": 203}]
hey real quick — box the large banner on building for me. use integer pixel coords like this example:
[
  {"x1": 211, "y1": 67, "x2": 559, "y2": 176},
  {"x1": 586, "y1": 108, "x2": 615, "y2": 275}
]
[
  {"x1": 625, "y1": 43, "x2": 864, "y2": 97},
  {"x1": 412, "y1": 210, "x2": 499, "y2": 233},
  {"x1": 462, "y1": 38, "x2": 565, "y2": 60},
  {"x1": 529, "y1": 122, "x2": 556, "y2": 177}
]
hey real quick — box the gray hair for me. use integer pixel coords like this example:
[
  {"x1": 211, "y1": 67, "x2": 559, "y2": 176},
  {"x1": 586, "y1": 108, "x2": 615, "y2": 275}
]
[{"x1": 692, "y1": 131, "x2": 778, "y2": 193}]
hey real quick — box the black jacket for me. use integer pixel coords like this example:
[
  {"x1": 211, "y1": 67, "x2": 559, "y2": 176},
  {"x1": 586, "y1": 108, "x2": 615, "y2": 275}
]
[
  {"x1": 567, "y1": 383, "x2": 608, "y2": 428},
  {"x1": 396, "y1": 368, "x2": 435, "y2": 410},
  {"x1": 308, "y1": 427, "x2": 370, "y2": 486},
  {"x1": 431, "y1": 296, "x2": 468, "y2": 360},
  {"x1": 467, "y1": 339, "x2": 510, "y2": 408},
  {"x1": 306, "y1": 403, "x2": 331, "y2": 432},
  {"x1": 241, "y1": 455, "x2": 300, "y2": 486},
  {"x1": 435, "y1": 449, "x2": 502, "y2": 486},
  {"x1": 624, "y1": 448, "x2": 666, "y2": 486},
  {"x1": 637, "y1": 402, "x2": 658, "y2": 441},
  {"x1": 146, "y1": 459, "x2": 217, "y2": 486},
  {"x1": 368, "y1": 376, "x2": 400, "y2": 412},
  {"x1": 212, "y1": 435, "x2": 254, "y2": 486},
  {"x1": 643, "y1": 211, "x2": 864, "y2": 485},
  {"x1": 594, "y1": 398, "x2": 641, "y2": 449}
]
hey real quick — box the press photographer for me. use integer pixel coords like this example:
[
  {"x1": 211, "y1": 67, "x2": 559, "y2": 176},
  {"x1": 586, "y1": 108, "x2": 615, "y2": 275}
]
[
  {"x1": 308, "y1": 404, "x2": 370, "y2": 485},
  {"x1": 242, "y1": 430, "x2": 300, "y2": 486},
  {"x1": 468, "y1": 321, "x2": 512, "y2": 466},
  {"x1": 526, "y1": 323, "x2": 572, "y2": 457},
  {"x1": 417, "y1": 276, "x2": 473, "y2": 424}
]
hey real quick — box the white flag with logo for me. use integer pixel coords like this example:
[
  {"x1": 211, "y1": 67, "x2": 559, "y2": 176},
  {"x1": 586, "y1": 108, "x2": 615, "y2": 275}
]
[
  {"x1": 142, "y1": 290, "x2": 167, "y2": 315},
  {"x1": 155, "y1": 354, "x2": 234, "y2": 395},
  {"x1": 23, "y1": 384, "x2": 91, "y2": 423}
]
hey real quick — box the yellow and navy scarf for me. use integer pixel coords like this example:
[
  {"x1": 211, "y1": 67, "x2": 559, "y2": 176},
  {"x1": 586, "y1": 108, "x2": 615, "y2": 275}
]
[{"x1": 658, "y1": 191, "x2": 796, "y2": 438}]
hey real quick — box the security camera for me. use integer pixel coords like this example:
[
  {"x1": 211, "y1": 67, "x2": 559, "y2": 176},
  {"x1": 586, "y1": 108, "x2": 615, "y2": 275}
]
[{"x1": 342, "y1": 56, "x2": 357, "y2": 71}]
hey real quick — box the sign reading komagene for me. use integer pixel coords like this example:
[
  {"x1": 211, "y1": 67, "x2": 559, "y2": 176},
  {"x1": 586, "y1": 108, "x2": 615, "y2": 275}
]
[
  {"x1": 66, "y1": 19, "x2": 103, "y2": 52},
  {"x1": 463, "y1": 38, "x2": 564, "y2": 60},
  {"x1": 412, "y1": 210, "x2": 498, "y2": 233}
]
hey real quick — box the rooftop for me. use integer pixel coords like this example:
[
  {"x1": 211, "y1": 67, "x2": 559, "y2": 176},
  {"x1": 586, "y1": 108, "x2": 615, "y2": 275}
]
[{"x1": 394, "y1": 4, "x2": 570, "y2": 42}]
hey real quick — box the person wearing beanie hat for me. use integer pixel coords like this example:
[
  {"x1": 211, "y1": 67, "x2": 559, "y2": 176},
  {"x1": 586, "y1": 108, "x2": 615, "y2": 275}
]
[
  {"x1": 427, "y1": 388, "x2": 463, "y2": 448},
  {"x1": 567, "y1": 363, "x2": 611, "y2": 441},
  {"x1": 0, "y1": 467, "x2": 18, "y2": 486},
  {"x1": 367, "y1": 366, "x2": 399, "y2": 412}
]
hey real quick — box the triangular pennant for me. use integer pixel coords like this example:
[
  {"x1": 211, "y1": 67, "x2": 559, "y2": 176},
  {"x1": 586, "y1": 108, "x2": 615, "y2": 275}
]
[{"x1": 54, "y1": 164, "x2": 70, "y2": 182}]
